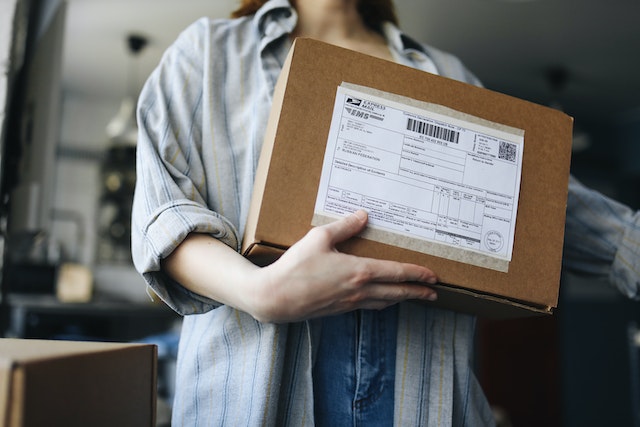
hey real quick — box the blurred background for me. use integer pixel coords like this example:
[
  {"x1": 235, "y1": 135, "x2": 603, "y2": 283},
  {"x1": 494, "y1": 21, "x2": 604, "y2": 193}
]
[{"x1": 0, "y1": 0, "x2": 638, "y2": 426}]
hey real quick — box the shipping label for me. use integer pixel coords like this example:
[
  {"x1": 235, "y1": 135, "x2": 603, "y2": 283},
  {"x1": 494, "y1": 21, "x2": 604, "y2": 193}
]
[{"x1": 312, "y1": 83, "x2": 525, "y2": 272}]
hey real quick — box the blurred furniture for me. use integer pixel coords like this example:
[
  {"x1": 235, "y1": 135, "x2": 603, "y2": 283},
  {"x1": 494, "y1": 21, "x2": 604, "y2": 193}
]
[{"x1": 5, "y1": 294, "x2": 179, "y2": 342}]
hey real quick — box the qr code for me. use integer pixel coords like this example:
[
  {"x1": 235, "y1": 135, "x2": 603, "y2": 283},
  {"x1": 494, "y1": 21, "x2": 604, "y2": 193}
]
[{"x1": 498, "y1": 141, "x2": 517, "y2": 162}]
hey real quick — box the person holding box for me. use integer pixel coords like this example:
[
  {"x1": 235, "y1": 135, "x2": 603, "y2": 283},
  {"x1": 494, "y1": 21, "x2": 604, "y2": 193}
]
[{"x1": 132, "y1": 1, "x2": 640, "y2": 425}]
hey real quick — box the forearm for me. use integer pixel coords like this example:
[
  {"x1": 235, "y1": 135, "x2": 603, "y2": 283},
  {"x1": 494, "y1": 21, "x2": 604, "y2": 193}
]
[
  {"x1": 162, "y1": 233, "x2": 262, "y2": 316},
  {"x1": 563, "y1": 176, "x2": 640, "y2": 298}
]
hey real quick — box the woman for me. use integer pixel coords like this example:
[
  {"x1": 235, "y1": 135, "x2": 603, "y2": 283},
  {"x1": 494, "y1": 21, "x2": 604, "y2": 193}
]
[{"x1": 132, "y1": 0, "x2": 640, "y2": 425}]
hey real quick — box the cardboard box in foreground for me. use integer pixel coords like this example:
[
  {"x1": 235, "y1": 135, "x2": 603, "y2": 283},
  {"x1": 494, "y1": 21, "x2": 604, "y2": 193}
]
[
  {"x1": 0, "y1": 338, "x2": 157, "y2": 427},
  {"x1": 243, "y1": 38, "x2": 573, "y2": 318}
]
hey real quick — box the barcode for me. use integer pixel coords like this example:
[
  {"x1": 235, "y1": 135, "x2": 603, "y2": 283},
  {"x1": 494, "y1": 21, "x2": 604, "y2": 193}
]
[
  {"x1": 407, "y1": 118, "x2": 459, "y2": 144},
  {"x1": 498, "y1": 141, "x2": 517, "y2": 162}
]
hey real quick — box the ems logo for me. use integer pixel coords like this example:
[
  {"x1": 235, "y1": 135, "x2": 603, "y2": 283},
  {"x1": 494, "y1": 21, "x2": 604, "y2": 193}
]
[
  {"x1": 345, "y1": 107, "x2": 369, "y2": 120},
  {"x1": 346, "y1": 97, "x2": 362, "y2": 106}
]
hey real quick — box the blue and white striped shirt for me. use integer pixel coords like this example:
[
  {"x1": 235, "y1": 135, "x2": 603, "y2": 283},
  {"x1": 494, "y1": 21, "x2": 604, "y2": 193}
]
[{"x1": 132, "y1": 1, "x2": 640, "y2": 425}]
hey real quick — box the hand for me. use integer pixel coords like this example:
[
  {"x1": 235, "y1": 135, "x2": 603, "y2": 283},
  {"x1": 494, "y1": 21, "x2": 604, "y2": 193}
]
[{"x1": 247, "y1": 210, "x2": 438, "y2": 323}]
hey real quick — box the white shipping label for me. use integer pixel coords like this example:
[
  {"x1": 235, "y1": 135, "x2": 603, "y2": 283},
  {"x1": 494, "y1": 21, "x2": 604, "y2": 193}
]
[{"x1": 313, "y1": 84, "x2": 525, "y2": 270}]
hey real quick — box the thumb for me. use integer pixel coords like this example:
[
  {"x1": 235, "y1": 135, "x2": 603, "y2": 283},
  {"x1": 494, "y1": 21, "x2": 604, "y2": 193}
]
[{"x1": 321, "y1": 209, "x2": 369, "y2": 245}]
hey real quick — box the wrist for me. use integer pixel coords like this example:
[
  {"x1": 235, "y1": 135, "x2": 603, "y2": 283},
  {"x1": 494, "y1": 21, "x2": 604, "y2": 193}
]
[{"x1": 239, "y1": 267, "x2": 286, "y2": 323}]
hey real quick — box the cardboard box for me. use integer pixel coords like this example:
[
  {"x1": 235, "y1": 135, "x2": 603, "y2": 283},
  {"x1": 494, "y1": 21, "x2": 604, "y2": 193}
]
[
  {"x1": 0, "y1": 339, "x2": 157, "y2": 427},
  {"x1": 243, "y1": 38, "x2": 573, "y2": 318}
]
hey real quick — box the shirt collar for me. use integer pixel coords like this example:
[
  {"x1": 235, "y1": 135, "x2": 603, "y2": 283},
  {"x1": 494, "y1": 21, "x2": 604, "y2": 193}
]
[
  {"x1": 254, "y1": 0, "x2": 297, "y2": 40},
  {"x1": 382, "y1": 22, "x2": 438, "y2": 74}
]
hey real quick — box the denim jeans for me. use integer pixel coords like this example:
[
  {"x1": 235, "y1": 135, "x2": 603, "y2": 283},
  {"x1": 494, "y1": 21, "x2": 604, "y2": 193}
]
[{"x1": 313, "y1": 305, "x2": 398, "y2": 426}]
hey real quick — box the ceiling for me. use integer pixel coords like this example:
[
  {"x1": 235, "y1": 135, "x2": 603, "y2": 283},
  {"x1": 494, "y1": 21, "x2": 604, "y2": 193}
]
[{"x1": 61, "y1": 0, "x2": 640, "y2": 125}]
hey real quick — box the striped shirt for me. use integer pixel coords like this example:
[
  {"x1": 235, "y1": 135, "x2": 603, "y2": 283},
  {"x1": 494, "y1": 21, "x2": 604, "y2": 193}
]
[{"x1": 132, "y1": 1, "x2": 640, "y2": 425}]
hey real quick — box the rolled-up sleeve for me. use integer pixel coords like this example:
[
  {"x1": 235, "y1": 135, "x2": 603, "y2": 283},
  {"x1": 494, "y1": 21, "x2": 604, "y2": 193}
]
[
  {"x1": 132, "y1": 19, "x2": 238, "y2": 314},
  {"x1": 563, "y1": 175, "x2": 640, "y2": 299}
]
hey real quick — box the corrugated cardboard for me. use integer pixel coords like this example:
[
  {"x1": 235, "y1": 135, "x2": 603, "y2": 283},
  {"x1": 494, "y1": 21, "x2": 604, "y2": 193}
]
[
  {"x1": 0, "y1": 339, "x2": 157, "y2": 427},
  {"x1": 243, "y1": 38, "x2": 573, "y2": 318}
]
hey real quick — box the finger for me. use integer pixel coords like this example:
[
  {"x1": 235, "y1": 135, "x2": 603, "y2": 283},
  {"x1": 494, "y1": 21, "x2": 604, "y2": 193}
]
[
  {"x1": 360, "y1": 257, "x2": 438, "y2": 285},
  {"x1": 318, "y1": 210, "x2": 369, "y2": 245},
  {"x1": 363, "y1": 282, "x2": 438, "y2": 303}
]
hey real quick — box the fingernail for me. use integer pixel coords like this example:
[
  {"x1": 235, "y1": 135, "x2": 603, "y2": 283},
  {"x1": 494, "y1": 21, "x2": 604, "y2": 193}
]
[
  {"x1": 427, "y1": 292, "x2": 438, "y2": 301},
  {"x1": 353, "y1": 210, "x2": 367, "y2": 221}
]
